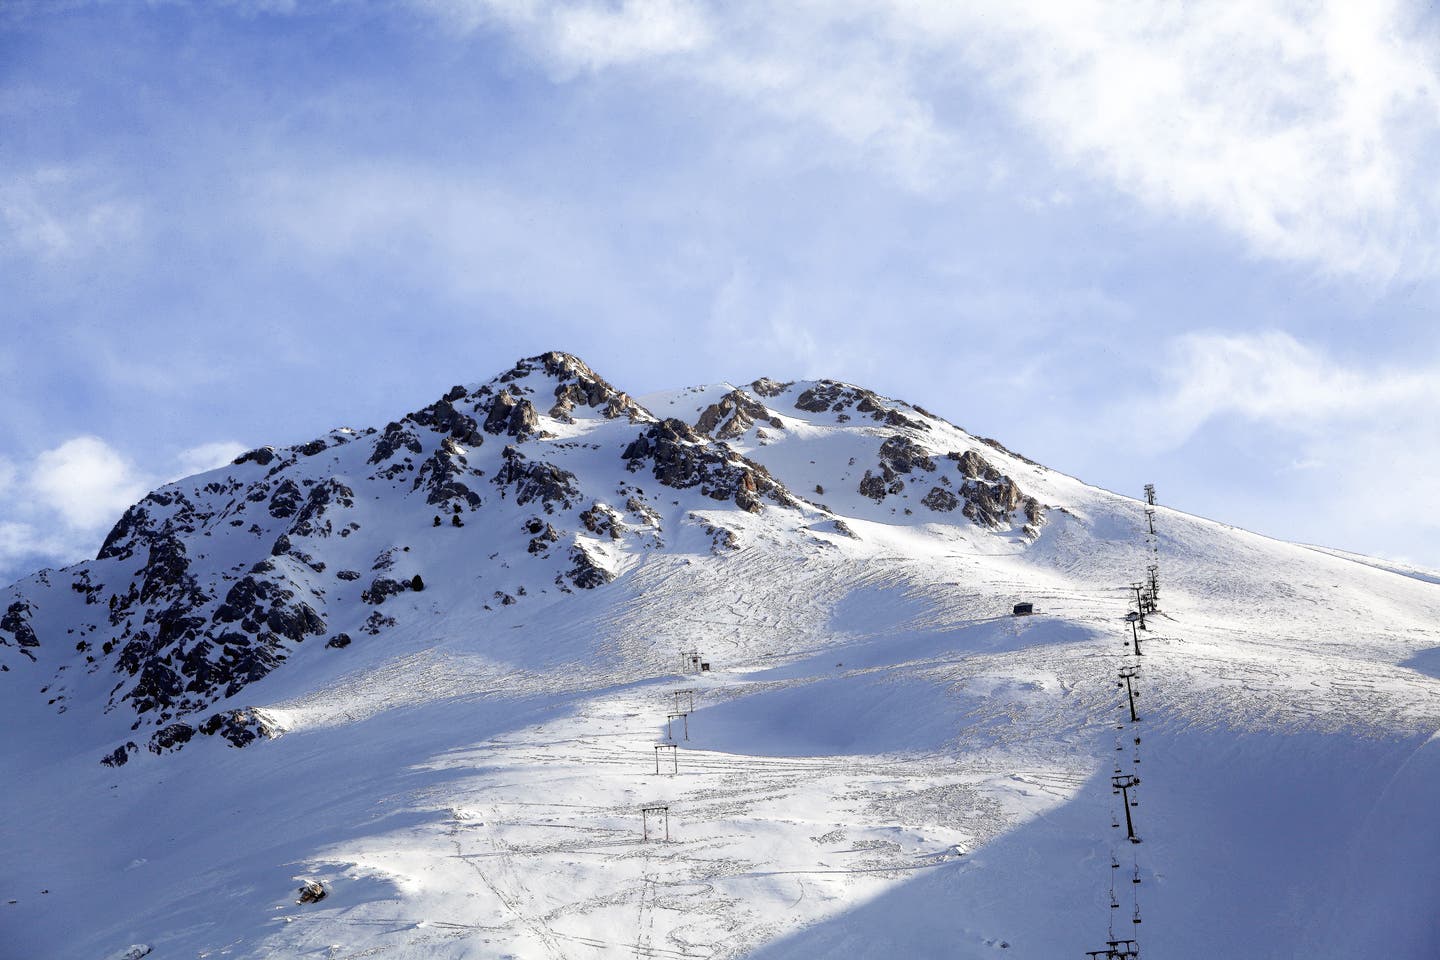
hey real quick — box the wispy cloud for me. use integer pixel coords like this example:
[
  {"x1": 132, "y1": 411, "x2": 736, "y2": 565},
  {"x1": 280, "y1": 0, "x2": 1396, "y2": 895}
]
[
  {"x1": 0, "y1": 166, "x2": 143, "y2": 263},
  {"x1": 174, "y1": 441, "x2": 248, "y2": 479},
  {"x1": 421, "y1": 0, "x2": 710, "y2": 71},
  {"x1": 922, "y1": 0, "x2": 1440, "y2": 278},
  {"x1": 1128, "y1": 330, "x2": 1440, "y2": 560},
  {"x1": 420, "y1": 0, "x2": 962, "y2": 190},
  {"x1": 1148, "y1": 331, "x2": 1440, "y2": 446},
  {"x1": 418, "y1": 0, "x2": 1440, "y2": 276}
]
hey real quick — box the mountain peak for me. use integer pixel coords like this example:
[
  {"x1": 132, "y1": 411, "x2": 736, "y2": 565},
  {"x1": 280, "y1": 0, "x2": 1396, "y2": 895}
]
[{"x1": 2, "y1": 355, "x2": 1052, "y2": 768}]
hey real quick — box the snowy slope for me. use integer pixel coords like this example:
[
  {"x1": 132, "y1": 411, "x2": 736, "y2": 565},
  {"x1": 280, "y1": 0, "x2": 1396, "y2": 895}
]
[{"x1": 2, "y1": 353, "x2": 1438, "y2": 959}]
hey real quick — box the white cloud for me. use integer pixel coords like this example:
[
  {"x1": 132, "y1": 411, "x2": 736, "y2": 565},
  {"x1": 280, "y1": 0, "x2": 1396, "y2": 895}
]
[
  {"x1": 0, "y1": 437, "x2": 153, "y2": 584},
  {"x1": 0, "y1": 520, "x2": 85, "y2": 571},
  {"x1": 0, "y1": 436, "x2": 253, "y2": 585},
  {"x1": 419, "y1": 0, "x2": 1440, "y2": 275},
  {"x1": 174, "y1": 441, "x2": 248, "y2": 479},
  {"x1": 1149, "y1": 331, "x2": 1440, "y2": 446},
  {"x1": 28, "y1": 436, "x2": 153, "y2": 531}
]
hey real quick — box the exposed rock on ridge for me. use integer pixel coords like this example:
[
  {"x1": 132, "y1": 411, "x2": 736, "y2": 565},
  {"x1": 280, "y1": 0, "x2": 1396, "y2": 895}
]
[{"x1": 0, "y1": 350, "x2": 1046, "y2": 768}]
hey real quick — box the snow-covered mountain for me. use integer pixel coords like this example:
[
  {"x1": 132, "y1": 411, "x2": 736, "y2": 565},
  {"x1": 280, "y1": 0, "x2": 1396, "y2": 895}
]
[{"x1": 3, "y1": 352, "x2": 1438, "y2": 959}]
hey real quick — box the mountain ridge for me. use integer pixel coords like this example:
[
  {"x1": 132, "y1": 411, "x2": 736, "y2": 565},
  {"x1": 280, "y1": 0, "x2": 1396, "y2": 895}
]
[
  {"x1": 4, "y1": 351, "x2": 1439, "y2": 960},
  {"x1": 0, "y1": 351, "x2": 1048, "y2": 766}
]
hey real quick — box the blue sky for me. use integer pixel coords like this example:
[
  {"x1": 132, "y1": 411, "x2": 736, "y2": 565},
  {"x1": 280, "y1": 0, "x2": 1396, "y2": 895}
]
[{"x1": 3, "y1": 0, "x2": 1440, "y2": 583}]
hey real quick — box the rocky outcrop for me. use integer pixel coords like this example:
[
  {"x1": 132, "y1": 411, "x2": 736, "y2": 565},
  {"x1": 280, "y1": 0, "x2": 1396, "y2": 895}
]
[
  {"x1": 694, "y1": 389, "x2": 783, "y2": 440},
  {"x1": 502, "y1": 351, "x2": 648, "y2": 423},
  {"x1": 482, "y1": 390, "x2": 540, "y2": 440},
  {"x1": 946, "y1": 449, "x2": 1044, "y2": 529},
  {"x1": 410, "y1": 397, "x2": 485, "y2": 447},
  {"x1": 579, "y1": 503, "x2": 624, "y2": 540},
  {"x1": 525, "y1": 516, "x2": 562, "y2": 554},
  {"x1": 97, "y1": 499, "x2": 158, "y2": 562},
  {"x1": 621, "y1": 419, "x2": 793, "y2": 514},
  {"x1": 197, "y1": 707, "x2": 281, "y2": 748},
  {"x1": 793, "y1": 380, "x2": 929, "y2": 430},
  {"x1": 878, "y1": 436, "x2": 936, "y2": 476},
  {"x1": 852, "y1": 437, "x2": 1045, "y2": 531},
  {"x1": 566, "y1": 545, "x2": 614, "y2": 589},
  {"x1": 493, "y1": 446, "x2": 579, "y2": 512},
  {"x1": 1, "y1": 600, "x2": 39, "y2": 650},
  {"x1": 148, "y1": 722, "x2": 196, "y2": 755},
  {"x1": 361, "y1": 577, "x2": 412, "y2": 605},
  {"x1": 412, "y1": 446, "x2": 483, "y2": 509},
  {"x1": 288, "y1": 479, "x2": 356, "y2": 538},
  {"x1": 234, "y1": 446, "x2": 278, "y2": 467},
  {"x1": 369, "y1": 420, "x2": 423, "y2": 465},
  {"x1": 749, "y1": 377, "x2": 791, "y2": 398},
  {"x1": 921, "y1": 486, "x2": 960, "y2": 512},
  {"x1": 214, "y1": 571, "x2": 325, "y2": 643},
  {"x1": 101, "y1": 742, "x2": 139, "y2": 767}
]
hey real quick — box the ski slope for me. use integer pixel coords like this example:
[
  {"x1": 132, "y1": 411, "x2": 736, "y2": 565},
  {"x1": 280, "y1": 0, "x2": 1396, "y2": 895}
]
[{"x1": 3, "y1": 355, "x2": 1438, "y2": 959}]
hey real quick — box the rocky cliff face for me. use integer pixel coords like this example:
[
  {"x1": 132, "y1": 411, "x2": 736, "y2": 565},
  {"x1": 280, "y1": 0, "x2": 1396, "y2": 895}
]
[{"x1": 0, "y1": 352, "x2": 1046, "y2": 764}]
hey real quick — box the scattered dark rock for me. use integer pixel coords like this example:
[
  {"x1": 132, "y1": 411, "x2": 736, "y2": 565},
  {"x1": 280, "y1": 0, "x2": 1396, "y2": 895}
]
[
  {"x1": 326, "y1": 632, "x2": 352, "y2": 649},
  {"x1": 148, "y1": 722, "x2": 195, "y2": 755},
  {"x1": 289, "y1": 479, "x2": 356, "y2": 537},
  {"x1": 950, "y1": 449, "x2": 1002, "y2": 481},
  {"x1": 504, "y1": 351, "x2": 646, "y2": 422},
  {"x1": 295, "y1": 439, "x2": 328, "y2": 457},
  {"x1": 101, "y1": 742, "x2": 138, "y2": 768},
  {"x1": 526, "y1": 517, "x2": 561, "y2": 554},
  {"x1": 361, "y1": 611, "x2": 396, "y2": 635},
  {"x1": 362, "y1": 577, "x2": 409, "y2": 605},
  {"x1": 1, "y1": 601, "x2": 39, "y2": 648},
  {"x1": 858, "y1": 472, "x2": 889, "y2": 502},
  {"x1": 198, "y1": 707, "x2": 280, "y2": 748},
  {"x1": 234, "y1": 446, "x2": 277, "y2": 466}
]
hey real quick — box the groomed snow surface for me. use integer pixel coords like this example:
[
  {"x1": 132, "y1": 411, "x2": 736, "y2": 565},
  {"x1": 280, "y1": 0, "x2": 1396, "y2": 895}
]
[{"x1": 4, "y1": 369, "x2": 1440, "y2": 959}]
